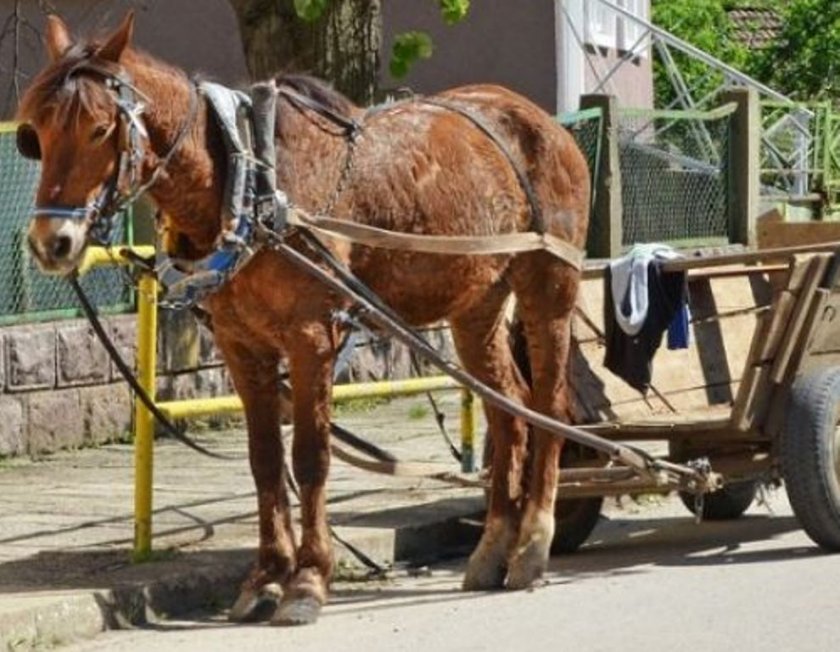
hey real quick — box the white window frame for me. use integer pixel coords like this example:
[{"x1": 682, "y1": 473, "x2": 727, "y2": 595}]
[
  {"x1": 584, "y1": 1, "x2": 617, "y2": 50},
  {"x1": 618, "y1": 0, "x2": 650, "y2": 58}
]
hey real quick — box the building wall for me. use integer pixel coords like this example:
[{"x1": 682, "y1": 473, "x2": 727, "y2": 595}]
[
  {"x1": 556, "y1": 0, "x2": 654, "y2": 111},
  {"x1": 381, "y1": 1, "x2": 653, "y2": 115},
  {"x1": 0, "y1": 0, "x2": 249, "y2": 118},
  {"x1": 380, "y1": 0, "x2": 558, "y2": 112},
  {"x1": 583, "y1": 47, "x2": 654, "y2": 109}
]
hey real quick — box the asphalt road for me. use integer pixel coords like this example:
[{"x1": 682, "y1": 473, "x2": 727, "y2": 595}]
[{"x1": 65, "y1": 490, "x2": 839, "y2": 652}]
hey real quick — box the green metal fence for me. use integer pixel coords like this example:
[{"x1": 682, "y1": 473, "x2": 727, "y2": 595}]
[
  {"x1": 617, "y1": 104, "x2": 735, "y2": 246},
  {"x1": 758, "y1": 100, "x2": 840, "y2": 218},
  {"x1": 0, "y1": 123, "x2": 133, "y2": 325},
  {"x1": 558, "y1": 106, "x2": 603, "y2": 213}
]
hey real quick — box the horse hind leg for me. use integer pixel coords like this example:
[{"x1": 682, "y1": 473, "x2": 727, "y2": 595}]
[
  {"x1": 505, "y1": 252, "x2": 579, "y2": 590},
  {"x1": 450, "y1": 284, "x2": 531, "y2": 591}
]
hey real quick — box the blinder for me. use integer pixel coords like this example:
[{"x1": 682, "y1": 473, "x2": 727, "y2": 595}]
[{"x1": 16, "y1": 123, "x2": 41, "y2": 161}]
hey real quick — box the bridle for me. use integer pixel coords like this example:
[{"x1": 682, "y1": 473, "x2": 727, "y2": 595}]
[{"x1": 16, "y1": 57, "x2": 198, "y2": 245}]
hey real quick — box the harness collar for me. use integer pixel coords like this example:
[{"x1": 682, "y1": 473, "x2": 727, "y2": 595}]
[{"x1": 156, "y1": 81, "x2": 284, "y2": 309}]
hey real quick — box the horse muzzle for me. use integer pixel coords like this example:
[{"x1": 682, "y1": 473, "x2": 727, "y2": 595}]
[{"x1": 27, "y1": 211, "x2": 89, "y2": 275}]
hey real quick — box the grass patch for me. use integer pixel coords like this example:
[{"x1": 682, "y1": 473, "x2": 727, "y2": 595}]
[
  {"x1": 407, "y1": 403, "x2": 430, "y2": 420},
  {"x1": 334, "y1": 396, "x2": 390, "y2": 415}
]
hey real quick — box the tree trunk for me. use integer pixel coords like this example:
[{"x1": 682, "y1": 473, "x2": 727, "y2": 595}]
[{"x1": 229, "y1": 0, "x2": 382, "y2": 105}]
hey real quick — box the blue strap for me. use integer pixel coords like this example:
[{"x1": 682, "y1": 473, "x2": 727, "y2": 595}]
[{"x1": 31, "y1": 206, "x2": 90, "y2": 220}]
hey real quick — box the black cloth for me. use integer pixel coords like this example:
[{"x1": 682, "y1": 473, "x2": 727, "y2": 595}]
[{"x1": 603, "y1": 263, "x2": 687, "y2": 393}]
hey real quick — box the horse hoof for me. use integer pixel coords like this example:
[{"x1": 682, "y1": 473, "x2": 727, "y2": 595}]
[
  {"x1": 462, "y1": 548, "x2": 507, "y2": 591},
  {"x1": 271, "y1": 596, "x2": 323, "y2": 626},
  {"x1": 462, "y1": 518, "x2": 515, "y2": 591},
  {"x1": 462, "y1": 561, "x2": 506, "y2": 591},
  {"x1": 505, "y1": 541, "x2": 549, "y2": 590},
  {"x1": 229, "y1": 582, "x2": 282, "y2": 622}
]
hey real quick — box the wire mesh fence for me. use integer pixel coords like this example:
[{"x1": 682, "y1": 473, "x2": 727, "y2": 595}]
[
  {"x1": 617, "y1": 104, "x2": 735, "y2": 246},
  {"x1": 560, "y1": 106, "x2": 603, "y2": 188},
  {"x1": 0, "y1": 123, "x2": 133, "y2": 325},
  {"x1": 558, "y1": 106, "x2": 602, "y2": 221}
]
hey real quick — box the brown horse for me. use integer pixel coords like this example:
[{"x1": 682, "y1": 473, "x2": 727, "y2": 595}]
[{"x1": 18, "y1": 14, "x2": 590, "y2": 625}]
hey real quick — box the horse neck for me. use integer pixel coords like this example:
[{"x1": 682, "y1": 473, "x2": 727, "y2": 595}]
[{"x1": 124, "y1": 51, "x2": 224, "y2": 252}]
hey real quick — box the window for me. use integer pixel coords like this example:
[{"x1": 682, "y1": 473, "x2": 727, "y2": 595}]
[
  {"x1": 585, "y1": 1, "x2": 617, "y2": 49},
  {"x1": 618, "y1": 0, "x2": 649, "y2": 57}
]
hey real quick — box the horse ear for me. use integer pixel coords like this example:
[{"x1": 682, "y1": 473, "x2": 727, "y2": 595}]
[
  {"x1": 96, "y1": 11, "x2": 135, "y2": 63},
  {"x1": 44, "y1": 14, "x2": 72, "y2": 62}
]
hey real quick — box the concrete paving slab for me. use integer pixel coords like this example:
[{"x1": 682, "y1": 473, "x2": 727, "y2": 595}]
[{"x1": 0, "y1": 395, "x2": 484, "y2": 651}]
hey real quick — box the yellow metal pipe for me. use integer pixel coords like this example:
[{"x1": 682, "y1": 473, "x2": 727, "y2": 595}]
[
  {"x1": 78, "y1": 245, "x2": 156, "y2": 275},
  {"x1": 133, "y1": 273, "x2": 158, "y2": 561},
  {"x1": 157, "y1": 395, "x2": 245, "y2": 420},
  {"x1": 333, "y1": 375, "x2": 462, "y2": 400},
  {"x1": 157, "y1": 376, "x2": 463, "y2": 421},
  {"x1": 460, "y1": 389, "x2": 478, "y2": 472}
]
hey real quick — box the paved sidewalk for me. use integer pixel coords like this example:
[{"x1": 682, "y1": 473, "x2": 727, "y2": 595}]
[{"x1": 0, "y1": 395, "x2": 484, "y2": 651}]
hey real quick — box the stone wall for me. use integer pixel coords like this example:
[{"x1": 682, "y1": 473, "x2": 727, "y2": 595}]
[
  {"x1": 0, "y1": 311, "x2": 456, "y2": 459},
  {"x1": 0, "y1": 313, "x2": 228, "y2": 458}
]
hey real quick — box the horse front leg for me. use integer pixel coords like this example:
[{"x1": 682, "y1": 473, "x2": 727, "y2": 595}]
[
  {"x1": 217, "y1": 337, "x2": 295, "y2": 622},
  {"x1": 272, "y1": 321, "x2": 336, "y2": 626}
]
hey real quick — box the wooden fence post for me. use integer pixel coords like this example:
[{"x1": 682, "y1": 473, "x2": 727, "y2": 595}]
[
  {"x1": 580, "y1": 93, "x2": 623, "y2": 258},
  {"x1": 721, "y1": 87, "x2": 760, "y2": 247}
]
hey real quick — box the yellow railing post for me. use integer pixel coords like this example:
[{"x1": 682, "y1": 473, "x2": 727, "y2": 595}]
[
  {"x1": 460, "y1": 389, "x2": 478, "y2": 473},
  {"x1": 133, "y1": 272, "x2": 158, "y2": 561}
]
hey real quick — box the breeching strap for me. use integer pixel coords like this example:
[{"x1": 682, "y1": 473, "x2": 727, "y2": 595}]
[{"x1": 286, "y1": 207, "x2": 584, "y2": 270}]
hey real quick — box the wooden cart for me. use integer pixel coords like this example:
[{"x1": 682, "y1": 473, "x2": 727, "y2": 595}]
[{"x1": 552, "y1": 243, "x2": 840, "y2": 553}]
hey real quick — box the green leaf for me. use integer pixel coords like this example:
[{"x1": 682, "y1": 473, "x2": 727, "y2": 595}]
[
  {"x1": 438, "y1": 0, "x2": 470, "y2": 25},
  {"x1": 390, "y1": 31, "x2": 434, "y2": 79},
  {"x1": 294, "y1": 0, "x2": 330, "y2": 22}
]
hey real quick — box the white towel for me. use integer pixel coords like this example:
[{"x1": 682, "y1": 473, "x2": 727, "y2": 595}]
[{"x1": 609, "y1": 243, "x2": 681, "y2": 336}]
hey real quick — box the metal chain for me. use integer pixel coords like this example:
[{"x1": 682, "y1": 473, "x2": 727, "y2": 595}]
[{"x1": 320, "y1": 130, "x2": 359, "y2": 217}]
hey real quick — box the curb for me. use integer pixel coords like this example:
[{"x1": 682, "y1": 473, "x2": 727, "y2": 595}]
[{"x1": 1, "y1": 499, "x2": 483, "y2": 652}]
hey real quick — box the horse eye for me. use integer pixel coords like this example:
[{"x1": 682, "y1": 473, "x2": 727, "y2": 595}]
[
  {"x1": 16, "y1": 124, "x2": 41, "y2": 160},
  {"x1": 90, "y1": 124, "x2": 111, "y2": 143}
]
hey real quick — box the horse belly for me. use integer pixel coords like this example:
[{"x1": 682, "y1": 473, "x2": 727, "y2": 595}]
[{"x1": 352, "y1": 250, "x2": 509, "y2": 325}]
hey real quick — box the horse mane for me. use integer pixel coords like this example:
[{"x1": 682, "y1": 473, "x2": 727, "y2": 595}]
[
  {"x1": 274, "y1": 73, "x2": 355, "y2": 116},
  {"x1": 17, "y1": 43, "x2": 187, "y2": 127}
]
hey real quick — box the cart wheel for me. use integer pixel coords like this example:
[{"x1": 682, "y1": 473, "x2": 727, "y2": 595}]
[
  {"x1": 677, "y1": 481, "x2": 757, "y2": 520},
  {"x1": 551, "y1": 493, "x2": 604, "y2": 555},
  {"x1": 551, "y1": 443, "x2": 604, "y2": 555},
  {"x1": 782, "y1": 366, "x2": 840, "y2": 551}
]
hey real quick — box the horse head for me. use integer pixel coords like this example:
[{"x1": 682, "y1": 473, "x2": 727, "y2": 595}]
[{"x1": 17, "y1": 12, "x2": 153, "y2": 275}]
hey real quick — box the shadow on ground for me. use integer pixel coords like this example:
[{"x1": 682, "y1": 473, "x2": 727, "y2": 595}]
[{"x1": 106, "y1": 505, "x2": 823, "y2": 635}]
